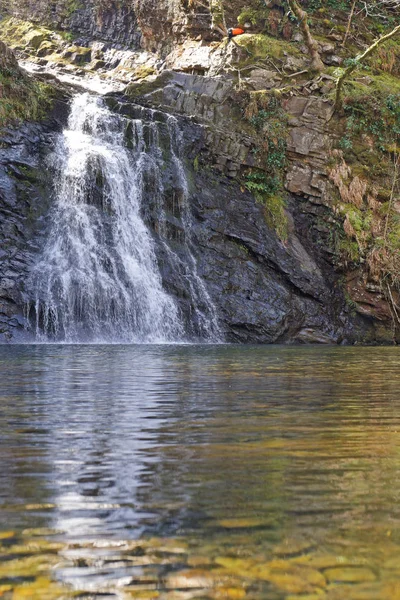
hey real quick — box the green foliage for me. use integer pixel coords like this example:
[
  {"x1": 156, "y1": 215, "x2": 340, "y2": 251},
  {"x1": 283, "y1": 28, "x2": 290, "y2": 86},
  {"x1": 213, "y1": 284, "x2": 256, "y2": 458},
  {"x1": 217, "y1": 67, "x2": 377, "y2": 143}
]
[
  {"x1": 59, "y1": 31, "x2": 76, "y2": 42},
  {"x1": 248, "y1": 96, "x2": 288, "y2": 178},
  {"x1": 343, "y1": 57, "x2": 361, "y2": 69},
  {"x1": 341, "y1": 87, "x2": 400, "y2": 154},
  {"x1": 306, "y1": 0, "x2": 351, "y2": 13},
  {"x1": 0, "y1": 68, "x2": 54, "y2": 127},
  {"x1": 339, "y1": 135, "x2": 353, "y2": 150},
  {"x1": 210, "y1": 0, "x2": 225, "y2": 28},
  {"x1": 245, "y1": 170, "x2": 277, "y2": 196},
  {"x1": 65, "y1": 0, "x2": 83, "y2": 16},
  {"x1": 242, "y1": 94, "x2": 289, "y2": 240},
  {"x1": 347, "y1": 206, "x2": 372, "y2": 236},
  {"x1": 338, "y1": 236, "x2": 361, "y2": 264},
  {"x1": 237, "y1": 7, "x2": 260, "y2": 26},
  {"x1": 245, "y1": 171, "x2": 288, "y2": 240},
  {"x1": 344, "y1": 288, "x2": 358, "y2": 313},
  {"x1": 237, "y1": 2, "x2": 269, "y2": 27}
]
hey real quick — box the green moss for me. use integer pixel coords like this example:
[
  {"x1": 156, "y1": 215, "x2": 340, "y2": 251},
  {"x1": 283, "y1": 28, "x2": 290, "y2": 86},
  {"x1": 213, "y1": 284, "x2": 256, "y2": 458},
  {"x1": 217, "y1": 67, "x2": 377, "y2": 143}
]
[
  {"x1": 264, "y1": 194, "x2": 288, "y2": 241},
  {"x1": 133, "y1": 65, "x2": 156, "y2": 79},
  {"x1": 387, "y1": 222, "x2": 400, "y2": 251},
  {"x1": 0, "y1": 17, "x2": 54, "y2": 50},
  {"x1": 24, "y1": 30, "x2": 47, "y2": 49},
  {"x1": 237, "y1": 5, "x2": 268, "y2": 27},
  {"x1": 37, "y1": 40, "x2": 58, "y2": 56},
  {"x1": 234, "y1": 33, "x2": 300, "y2": 62},
  {"x1": 244, "y1": 171, "x2": 288, "y2": 241},
  {"x1": 338, "y1": 237, "x2": 361, "y2": 264},
  {"x1": 0, "y1": 63, "x2": 54, "y2": 128},
  {"x1": 65, "y1": 0, "x2": 83, "y2": 17},
  {"x1": 60, "y1": 45, "x2": 91, "y2": 65},
  {"x1": 343, "y1": 71, "x2": 400, "y2": 98},
  {"x1": 63, "y1": 44, "x2": 91, "y2": 56},
  {"x1": 125, "y1": 71, "x2": 173, "y2": 99}
]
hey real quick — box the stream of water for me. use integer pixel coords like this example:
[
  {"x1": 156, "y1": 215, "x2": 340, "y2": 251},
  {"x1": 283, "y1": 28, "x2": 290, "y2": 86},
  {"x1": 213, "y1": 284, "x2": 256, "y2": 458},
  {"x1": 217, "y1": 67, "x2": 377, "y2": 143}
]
[
  {"x1": 1, "y1": 344, "x2": 400, "y2": 599},
  {"x1": 28, "y1": 93, "x2": 221, "y2": 343}
]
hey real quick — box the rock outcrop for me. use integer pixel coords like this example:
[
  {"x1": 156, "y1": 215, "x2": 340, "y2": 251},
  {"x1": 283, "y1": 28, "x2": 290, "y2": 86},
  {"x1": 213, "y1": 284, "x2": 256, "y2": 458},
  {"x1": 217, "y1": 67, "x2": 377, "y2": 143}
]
[
  {"x1": 1, "y1": 0, "x2": 139, "y2": 47},
  {"x1": 0, "y1": 1, "x2": 399, "y2": 343},
  {"x1": 0, "y1": 38, "x2": 19, "y2": 70}
]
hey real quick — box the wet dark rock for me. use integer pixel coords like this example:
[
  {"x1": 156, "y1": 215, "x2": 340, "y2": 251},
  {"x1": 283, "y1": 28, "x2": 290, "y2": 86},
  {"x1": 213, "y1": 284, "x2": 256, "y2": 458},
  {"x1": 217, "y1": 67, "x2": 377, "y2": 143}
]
[{"x1": 0, "y1": 88, "x2": 70, "y2": 341}]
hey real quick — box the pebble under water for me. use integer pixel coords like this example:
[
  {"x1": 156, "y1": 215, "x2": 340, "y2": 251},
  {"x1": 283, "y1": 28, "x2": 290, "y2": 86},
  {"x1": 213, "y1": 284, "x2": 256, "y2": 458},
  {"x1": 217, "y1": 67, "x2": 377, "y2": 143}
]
[{"x1": 1, "y1": 344, "x2": 400, "y2": 599}]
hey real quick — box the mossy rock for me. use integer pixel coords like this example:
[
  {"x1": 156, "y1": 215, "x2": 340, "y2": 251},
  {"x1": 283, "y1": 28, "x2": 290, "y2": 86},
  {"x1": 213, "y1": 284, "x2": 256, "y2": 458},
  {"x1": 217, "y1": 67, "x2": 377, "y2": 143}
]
[
  {"x1": 62, "y1": 45, "x2": 92, "y2": 64},
  {"x1": 0, "y1": 42, "x2": 55, "y2": 128},
  {"x1": 133, "y1": 65, "x2": 156, "y2": 80},
  {"x1": 37, "y1": 41, "x2": 58, "y2": 57},
  {"x1": 91, "y1": 59, "x2": 106, "y2": 70},
  {"x1": 125, "y1": 71, "x2": 173, "y2": 99},
  {"x1": 0, "y1": 18, "x2": 54, "y2": 51},
  {"x1": 24, "y1": 30, "x2": 47, "y2": 50},
  {"x1": 233, "y1": 33, "x2": 300, "y2": 63}
]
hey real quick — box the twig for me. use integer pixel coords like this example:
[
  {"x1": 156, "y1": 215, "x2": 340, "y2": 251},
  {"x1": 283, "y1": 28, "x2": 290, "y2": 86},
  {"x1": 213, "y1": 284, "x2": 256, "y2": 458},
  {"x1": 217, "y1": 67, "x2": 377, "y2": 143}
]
[
  {"x1": 342, "y1": 0, "x2": 357, "y2": 47},
  {"x1": 264, "y1": 56, "x2": 284, "y2": 75},
  {"x1": 285, "y1": 69, "x2": 309, "y2": 78},
  {"x1": 383, "y1": 153, "x2": 399, "y2": 241}
]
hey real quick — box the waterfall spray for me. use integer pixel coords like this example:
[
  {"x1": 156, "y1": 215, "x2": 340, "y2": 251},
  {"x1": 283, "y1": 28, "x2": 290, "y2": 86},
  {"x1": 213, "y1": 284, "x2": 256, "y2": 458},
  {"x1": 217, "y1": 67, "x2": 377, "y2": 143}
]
[{"x1": 28, "y1": 93, "x2": 221, "y2": 343}]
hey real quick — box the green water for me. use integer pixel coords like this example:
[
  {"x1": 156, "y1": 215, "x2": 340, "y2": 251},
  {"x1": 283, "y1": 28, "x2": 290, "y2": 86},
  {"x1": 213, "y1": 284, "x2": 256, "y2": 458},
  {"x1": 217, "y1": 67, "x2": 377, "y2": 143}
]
[{"x1": 1, "y1": 345, "x2": 400, "y2": 599}]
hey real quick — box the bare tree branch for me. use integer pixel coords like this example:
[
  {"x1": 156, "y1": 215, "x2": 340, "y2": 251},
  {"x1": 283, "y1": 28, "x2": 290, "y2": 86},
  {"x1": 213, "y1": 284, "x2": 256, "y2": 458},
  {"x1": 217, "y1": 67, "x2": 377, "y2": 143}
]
[
  {"x1": 342, "y1": 0, "x2": 357, "y2": 47},
  {"x1": 357, "y1": 0, "x2": 400, "y2": 19},
  {"x1": 330, "y1": 22, "x2": 400, "y2": 118}
]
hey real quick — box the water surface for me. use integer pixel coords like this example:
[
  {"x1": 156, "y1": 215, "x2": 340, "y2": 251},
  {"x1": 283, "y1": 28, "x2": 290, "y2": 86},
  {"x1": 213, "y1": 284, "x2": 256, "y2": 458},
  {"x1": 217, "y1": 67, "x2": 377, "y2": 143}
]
[{"x1": 1, "y1": 345, "x2": 400, "y2": 599}]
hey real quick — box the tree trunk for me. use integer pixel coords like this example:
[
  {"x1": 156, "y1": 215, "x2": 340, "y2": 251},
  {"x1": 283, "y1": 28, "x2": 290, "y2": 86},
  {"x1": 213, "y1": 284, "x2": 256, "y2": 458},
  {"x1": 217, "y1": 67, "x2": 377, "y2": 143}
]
[{"x1": 287, "y1": 0, "x2": 324, "y2": 72}]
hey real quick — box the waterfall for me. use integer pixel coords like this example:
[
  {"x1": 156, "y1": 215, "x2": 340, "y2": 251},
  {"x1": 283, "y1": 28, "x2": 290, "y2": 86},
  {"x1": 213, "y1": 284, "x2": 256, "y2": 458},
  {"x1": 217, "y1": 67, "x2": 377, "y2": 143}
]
[{"x1": 28, "y1": 93, "x2": 221, "y2": 343}]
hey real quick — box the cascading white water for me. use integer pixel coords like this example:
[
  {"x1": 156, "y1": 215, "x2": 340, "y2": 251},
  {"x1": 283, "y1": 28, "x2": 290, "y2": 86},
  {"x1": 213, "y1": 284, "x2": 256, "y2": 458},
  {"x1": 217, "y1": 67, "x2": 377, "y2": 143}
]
[
  {"x1": 29, "y1": 93, "x2": 183, "y2": 342},
  {"x1": 28, "y1": 93, "x2": 221, "y2": 343}
]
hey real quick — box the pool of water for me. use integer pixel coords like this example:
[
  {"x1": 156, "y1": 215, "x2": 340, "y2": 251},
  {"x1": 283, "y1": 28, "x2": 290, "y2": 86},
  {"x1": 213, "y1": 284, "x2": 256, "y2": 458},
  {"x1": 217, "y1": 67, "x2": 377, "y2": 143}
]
[{"x1": 1, "y1": 344, "x2": 400, "y2": 599}]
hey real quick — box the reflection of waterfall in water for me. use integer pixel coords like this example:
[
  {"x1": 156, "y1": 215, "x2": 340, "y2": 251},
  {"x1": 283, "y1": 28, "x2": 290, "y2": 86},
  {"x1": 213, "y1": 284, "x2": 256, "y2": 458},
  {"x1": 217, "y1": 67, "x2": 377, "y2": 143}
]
[{"x1": 28, "y1": 93, "x2": 221, "y2": 343}]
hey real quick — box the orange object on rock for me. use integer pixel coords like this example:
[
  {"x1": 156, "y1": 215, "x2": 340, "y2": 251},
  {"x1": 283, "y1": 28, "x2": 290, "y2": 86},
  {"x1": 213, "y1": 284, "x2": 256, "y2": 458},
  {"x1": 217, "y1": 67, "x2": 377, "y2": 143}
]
[{"x1": 228, "y1": 28, "x2": 245, "y2": 39}]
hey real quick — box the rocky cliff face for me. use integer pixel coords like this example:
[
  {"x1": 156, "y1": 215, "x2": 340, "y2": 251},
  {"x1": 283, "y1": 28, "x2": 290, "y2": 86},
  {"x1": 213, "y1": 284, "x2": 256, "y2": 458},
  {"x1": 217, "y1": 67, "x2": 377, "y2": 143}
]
[
  {"x1": 0, "y1": 0, "x2": 212, "y2": 50},
  {"x1": 0, "y1": 0, "x2": 139, "y2": 47},
  {"x1": 0, "y1": 65, "x2": 381, "y2": 344},
  {"x1": 114, "y1": 73, "x2": 387, "y2": 343},
  {"x1": 0, "y1": 1, "x2": 399, "y2": 343}
]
